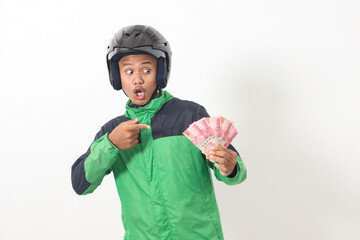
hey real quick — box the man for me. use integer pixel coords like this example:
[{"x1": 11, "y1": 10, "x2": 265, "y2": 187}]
[{"x1": 71, "y1": 25, "x2": 247, "y2": 240}]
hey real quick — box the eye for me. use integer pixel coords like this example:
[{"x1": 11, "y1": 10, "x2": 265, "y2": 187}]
[
  {"x1": 126, "y1": 70, "x2": 133, "y2": 74},
  {"x1": 143, "y1": 69, "x2": 150, "y2": 74}
]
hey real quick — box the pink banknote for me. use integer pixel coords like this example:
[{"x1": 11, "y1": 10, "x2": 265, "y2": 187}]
[
  {"x1": 197, "y1": 117, "x2": 214, "y2": 136},
  {"x1": 221, "y1": 117, "x2": 233, "y2": 141},
  {"x1": 209, "y1": 116, "x2": 222, "y2": 138},
  {"x1": 186, "y1": 122, "x2": 209, "y2": 144},
  {"x1": 183, "y1": 116, "x2": 238, "y2": 154},
  {"x1": 223, "y1": 125, "x2": 238, "y2": 147}
]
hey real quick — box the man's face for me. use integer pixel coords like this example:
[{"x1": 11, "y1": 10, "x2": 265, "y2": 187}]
[{"x1": 119, "y1": 54, "x2": 158, "y2": 106}]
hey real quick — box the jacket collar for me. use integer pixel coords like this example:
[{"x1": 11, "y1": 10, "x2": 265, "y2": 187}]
[{"x1": 124, "y1": 90, "x2": 174, "y2": 119}]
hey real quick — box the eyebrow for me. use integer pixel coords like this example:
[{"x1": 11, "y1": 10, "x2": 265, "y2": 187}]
[{"x1": 122, "y1": 61, "x2": 153, "y2": 67}]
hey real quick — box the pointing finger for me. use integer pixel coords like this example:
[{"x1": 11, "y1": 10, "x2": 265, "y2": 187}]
[
  {"x1": 123, "y1": 118, "x2": 150, "y2": 130},
  {"x1": 127, "y1": 123, "x2": 150, "y2": 130}
]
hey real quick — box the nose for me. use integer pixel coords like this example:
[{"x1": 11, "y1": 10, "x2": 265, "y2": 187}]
[{"x1": 133, "y1": 70, "x2": 144, "y2": 85}]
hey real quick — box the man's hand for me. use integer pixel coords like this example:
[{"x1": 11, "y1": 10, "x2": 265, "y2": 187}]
[
  {"x1": 108, "y1": 118, "x2": 150, "y2": 150},
  {"x1": 206, "y1": 145, "x2": 238, "y2": 177}
]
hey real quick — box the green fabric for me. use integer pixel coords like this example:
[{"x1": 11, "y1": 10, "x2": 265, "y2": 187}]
[
  {"x1": 83, "y1": 133, "x2": 120, "y2": 195},
  {"x1": 83, "y1": 90, "x2": 247, "y2": 239},
  {"x1": 207, "y1": 156, "x2": 247, "y2": 185},
  {"x1": 124, "y1": 90, "x2": 174, "y2": 119}
]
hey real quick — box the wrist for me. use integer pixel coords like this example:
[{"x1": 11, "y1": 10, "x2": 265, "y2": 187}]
[{"x1": 227, "y1": 163, "x2": 238, "y2": 178}]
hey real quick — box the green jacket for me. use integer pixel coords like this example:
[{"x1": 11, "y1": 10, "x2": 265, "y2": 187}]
[{"x1": 71, "y1": 90, "x2": 247, "y2": 240}]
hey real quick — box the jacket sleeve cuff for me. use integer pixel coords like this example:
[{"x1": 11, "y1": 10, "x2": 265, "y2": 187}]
[
  {"x1": 227, "y1": 163, "x2": 238, "y2": 178},
  {"x1": 214, "y1": 155, "x2": 247, "y2": 185}
]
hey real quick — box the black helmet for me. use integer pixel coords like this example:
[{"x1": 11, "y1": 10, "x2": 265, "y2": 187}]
[{"x1": 106, "y1": 25, "x2": 171, "y2": 90}]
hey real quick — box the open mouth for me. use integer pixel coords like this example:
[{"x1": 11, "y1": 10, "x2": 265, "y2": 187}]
[{"x1": 134, "y1": 88, "x2": 145, "y2": 100}]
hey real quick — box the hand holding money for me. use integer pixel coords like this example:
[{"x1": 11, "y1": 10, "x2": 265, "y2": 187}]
[
  {"x1": 207, "y1": 145, "x2": 238, "y2": 177},
  {"x1": 183, "y1": 116, "x2": 239, "y2": 176}
]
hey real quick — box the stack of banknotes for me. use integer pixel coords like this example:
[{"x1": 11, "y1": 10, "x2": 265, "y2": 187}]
[{"x1": 183, "y1": 116, "x2": 238, "y2": 154}]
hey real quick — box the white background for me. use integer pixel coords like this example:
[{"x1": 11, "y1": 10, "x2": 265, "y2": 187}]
[{"x1": 0, "y1": 0, "x2": 359, "y2": 239}]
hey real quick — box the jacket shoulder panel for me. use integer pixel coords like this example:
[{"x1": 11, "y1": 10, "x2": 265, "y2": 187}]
[
  {"x1": 151, "y1": 98, "x2": 209, "y2": 140},
  {"x1": 99, "y1": 115, "x2": 131, "y2": 135}
]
